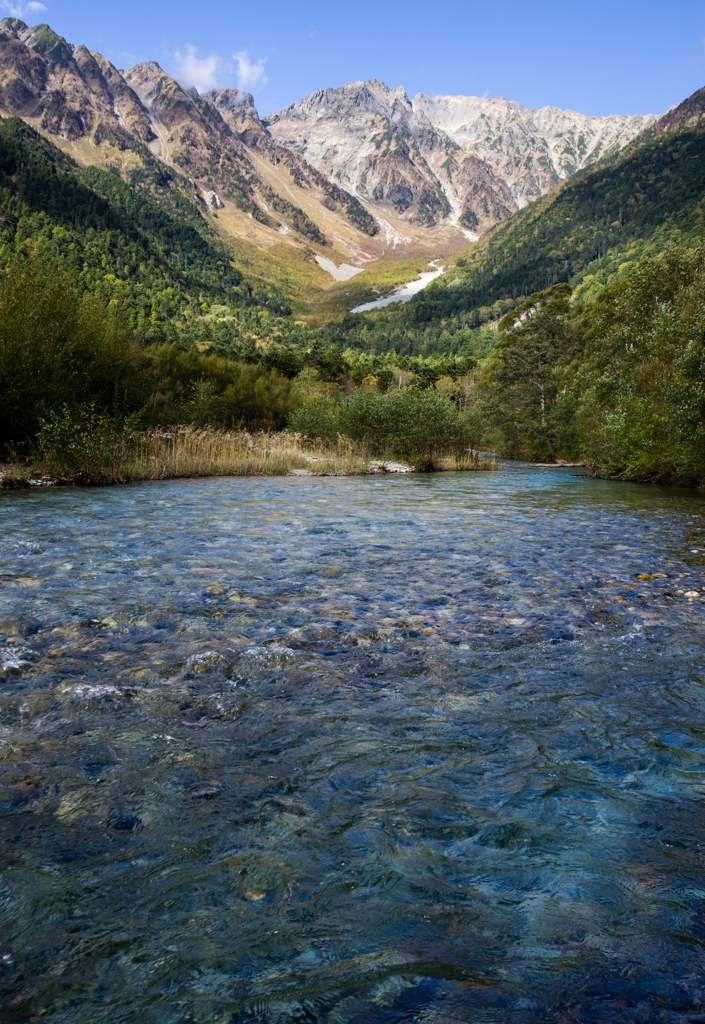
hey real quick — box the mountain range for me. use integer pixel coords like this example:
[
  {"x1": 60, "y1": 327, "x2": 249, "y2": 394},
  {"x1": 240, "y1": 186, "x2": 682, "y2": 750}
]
[
  {"x1": 3, "y1": 13, "x2": 705, "y2": 346},
  {"x1": 0, "y1": 17, "x2": 657, "y2": 279},
  {"x1": 265, "y1": 81, "x2": 655, "y2": 235}
]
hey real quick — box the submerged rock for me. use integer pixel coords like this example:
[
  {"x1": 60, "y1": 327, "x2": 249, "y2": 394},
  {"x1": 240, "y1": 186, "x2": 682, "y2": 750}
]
[
  {"x1": 190, "y1": 782, "x2": 222, "y2": 799},
  {"x1": 109, "y1": 815, "x2": 142, "y2": 832},
  {"x1": 475, "y1": 822, "x2": 531, "y2": 849}
]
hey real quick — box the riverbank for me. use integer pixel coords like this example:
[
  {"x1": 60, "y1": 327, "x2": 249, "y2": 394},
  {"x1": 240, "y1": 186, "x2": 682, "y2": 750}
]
[{"x1": 0, "y1": 429, "x2": 496, "y2": 488}]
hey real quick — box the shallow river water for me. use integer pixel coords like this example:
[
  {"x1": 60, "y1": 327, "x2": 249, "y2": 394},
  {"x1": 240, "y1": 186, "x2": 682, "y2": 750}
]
[{"x1": 2, "y1": 467, "x2": 705, "y2": 1023}]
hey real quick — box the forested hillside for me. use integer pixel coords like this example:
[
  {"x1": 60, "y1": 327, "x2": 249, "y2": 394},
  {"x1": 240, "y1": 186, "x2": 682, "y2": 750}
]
[
  {"x1": 391, "y1": 85, "x2": 705, "y2": 328},
  {"x1": 0, "y1": 117, "x2": 294, "y2": 338},
  {"x1": 472, "y1": 241, "x2": 705, "y2": 484},
  {"x1": 2, "y1": 71, "x2": 705, "y2": 489},
  {"x1": 0, "y1": 115, "x2": 495, "y2": 362}
]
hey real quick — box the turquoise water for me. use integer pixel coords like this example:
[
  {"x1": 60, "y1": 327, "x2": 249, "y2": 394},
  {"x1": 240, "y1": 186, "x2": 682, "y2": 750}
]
[{"x1": 1, "y1": 467, "x2": 705, "y2": 1022}]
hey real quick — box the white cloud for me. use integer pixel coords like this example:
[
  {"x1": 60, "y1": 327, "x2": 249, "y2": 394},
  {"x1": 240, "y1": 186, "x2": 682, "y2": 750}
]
[
  {"x1": 234, "y1": 50, "x2": 267, "y2": 90},
  {"x1": 171, "y1": 43, "x2": 268, "y2": 96},
  {"x1": 173, "y1": 44, "x2": 222, "y2": 94},
  {"x1": 0, "y1": 0, "x2": 47, "y2": 16}
]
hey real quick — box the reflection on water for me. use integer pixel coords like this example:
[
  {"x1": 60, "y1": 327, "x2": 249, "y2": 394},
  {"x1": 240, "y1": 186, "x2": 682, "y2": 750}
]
[{"x1": 1, "y1": 467, "x2": 705, "y2": 1022}]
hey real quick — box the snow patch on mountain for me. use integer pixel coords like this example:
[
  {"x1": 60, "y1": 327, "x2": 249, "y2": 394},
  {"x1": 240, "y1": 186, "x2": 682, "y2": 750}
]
[
  {"x1": 352, "y1": 262, "x2": 445, "y2": 312},
  {"x1": 315, "y1": 256, "x2": 364, "y2": 281}
]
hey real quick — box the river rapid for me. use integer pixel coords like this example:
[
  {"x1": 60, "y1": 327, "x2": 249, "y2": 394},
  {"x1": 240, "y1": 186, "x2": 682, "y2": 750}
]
[{"x1": 1, "y1": 466, "x2": 705, "y2": 1022}]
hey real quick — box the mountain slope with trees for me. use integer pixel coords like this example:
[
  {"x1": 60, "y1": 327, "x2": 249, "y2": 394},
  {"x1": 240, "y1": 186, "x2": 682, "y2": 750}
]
[
  {"x1": 399, "y1": 85, "x2": 705, "y2": 327},
  {"x1": 0, "y1": 18, "x2": 383, "y2": 261},
  {"x1": 0, "y1": 116, "x2": 292, "y2": 337},
  {"x1": 471, "y1": 241, "x2": 705, "y2": 485},
  {"x1": 0, "y1": 16, "x2": 659, "y2": 299}
]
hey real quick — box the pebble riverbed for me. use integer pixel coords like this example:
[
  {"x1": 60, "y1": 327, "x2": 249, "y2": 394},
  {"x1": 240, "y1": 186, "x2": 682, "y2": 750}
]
[{"x1": 1, "y1": 466, "x2": 705, "y2": 1022}]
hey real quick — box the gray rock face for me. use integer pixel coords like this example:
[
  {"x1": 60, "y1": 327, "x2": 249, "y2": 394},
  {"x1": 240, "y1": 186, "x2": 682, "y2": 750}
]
[
  {"x1": 0, "y1": 21, "x2": 664, "y2": 245},
  {"x1": 204, "y1": 87, "x2": 255, "y2": 114},
  {"x1": 413, "y1": 91, "x2": 656, "y2": 205},
  {"x1": 265, "y1": 80, "x2": 451, "y2": 228},
  {"x1": 266, "y1": 80, "x2": 659, "y2": 233},
  {"x1": 0, "y1": 20, "x2": 378, "y2": 246}
]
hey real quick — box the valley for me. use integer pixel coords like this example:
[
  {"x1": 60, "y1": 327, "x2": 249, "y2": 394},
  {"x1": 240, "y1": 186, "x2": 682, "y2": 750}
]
[
  {"x1": 1, "y1": 15, "x2": 704, "y2": 489},
  {"x1": 3, "y1": 14, "x2": 705, "y2": 1020},
  {"x1": 0, "y1": 17, "x2": 657, "y2": 318}
]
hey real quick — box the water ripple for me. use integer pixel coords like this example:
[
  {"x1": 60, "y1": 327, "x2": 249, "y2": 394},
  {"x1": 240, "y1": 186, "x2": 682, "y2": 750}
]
[{"x1": 0, "y1": 468, "x2": 704, "y2": 1021}]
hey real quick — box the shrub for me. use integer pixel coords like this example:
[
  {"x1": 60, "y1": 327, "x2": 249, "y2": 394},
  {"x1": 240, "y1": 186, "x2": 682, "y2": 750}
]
[
  {"x1": 288, "y1": 388, "x2": 474, "y2": 469},
  {"x1": 287, "y1": 398, "x2": 341, "y2": 443},
  {"x1": 339, "y1": 388, "x2": 472, "y2": 469},
  {"x1": 36, "y1": 404, "x2": 133, "y2": 479},
  {"x1": 0, "y1": 256, "x2": 146, "y2": 455}
]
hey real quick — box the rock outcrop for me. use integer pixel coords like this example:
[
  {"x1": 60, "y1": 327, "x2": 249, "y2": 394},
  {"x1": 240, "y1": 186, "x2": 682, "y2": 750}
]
[{"x1": 0, "y1": 18, "x2": 376, "y2": 250}]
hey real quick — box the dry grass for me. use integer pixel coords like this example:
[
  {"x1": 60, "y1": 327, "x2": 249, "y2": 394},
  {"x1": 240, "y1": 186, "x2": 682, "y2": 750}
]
[
  {"x1": 1, "y1": 431, "x2": 497, "y2": 486},
  {"x1": 434, "y1": 451, "x2": 497, "y2": 472},
  {"x1": 123, "y1": 428, "x2": 370, "y2": 480}
]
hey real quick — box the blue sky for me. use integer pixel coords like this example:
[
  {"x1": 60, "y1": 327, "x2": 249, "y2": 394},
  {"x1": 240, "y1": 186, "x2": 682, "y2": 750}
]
[{"x1": 3, "y1": 0, "x2": 704, "y2": 117}]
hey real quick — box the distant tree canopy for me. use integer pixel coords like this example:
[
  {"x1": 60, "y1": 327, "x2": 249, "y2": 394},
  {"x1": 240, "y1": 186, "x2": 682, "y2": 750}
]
[
  {"x1": 0, "y1": 256, "x2": 298, "y2": 453},
  {"x1": 0, "y1": 117, "x2": 290, "y2": 342}
]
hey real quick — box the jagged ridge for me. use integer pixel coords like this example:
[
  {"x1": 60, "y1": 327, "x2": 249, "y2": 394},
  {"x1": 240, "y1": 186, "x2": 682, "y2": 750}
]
[
  {"x1": 396, "y1": 83, "x2": 705, "y2": 323},
  {"x1": 0, "y1": 18, "x2": 377, "y2": 250},
  {"x1": 266, "y1": 80, "x2": 657, "y2": 233}
]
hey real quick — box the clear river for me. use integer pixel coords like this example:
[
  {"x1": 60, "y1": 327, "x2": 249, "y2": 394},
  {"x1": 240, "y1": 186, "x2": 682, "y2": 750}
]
[{"x1": 1, "y1": 466, "x2": 705, "y2": 1023}]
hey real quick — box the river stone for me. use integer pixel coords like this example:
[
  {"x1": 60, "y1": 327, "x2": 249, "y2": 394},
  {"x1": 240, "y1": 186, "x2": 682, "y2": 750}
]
[
  {"x1": 190, "y1": 783, "x2": 222, "y2": 799},
  {"x1": 476, "y1": 822, "x2": 530, "y2": 849},
  {"x1": 110, "y1": 815, "x2": 142, "y2": 832}
]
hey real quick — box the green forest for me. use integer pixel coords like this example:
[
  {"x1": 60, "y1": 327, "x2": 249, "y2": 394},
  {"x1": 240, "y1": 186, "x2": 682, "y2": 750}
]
[
  {"x1": 476, "y1": 241, "x2": 705, "y2": 482},
  {"x1": 0, "y1": 117, "x2": 292, "y2": 335}
]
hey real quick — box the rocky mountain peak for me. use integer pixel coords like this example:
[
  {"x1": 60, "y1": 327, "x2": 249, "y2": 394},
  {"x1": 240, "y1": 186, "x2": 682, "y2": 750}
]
[
  {"x1": 124, "y1": 61, "x2": 174, "y2": 93},
  {"x1": 123, "y1": 62, "x2": 197, "y2": 124},
  {"x1": 266, "y1": 81, "x2": 659, "y2": 232},
  {"x1": 8, "y1": 20, "x2": 74, "y2": 66},
  {"x1": 205, "y1": 87, "x2": 255, "y2": 114},
  {"x1": 0, "y1": 17, "x2": 26, "y2": 35},
  {"x1": 649, "y1": 85, "x2": 705, "y2": 136},
  {"x1": 0, "y1": 22, "x2": 669, "y2": 260}
]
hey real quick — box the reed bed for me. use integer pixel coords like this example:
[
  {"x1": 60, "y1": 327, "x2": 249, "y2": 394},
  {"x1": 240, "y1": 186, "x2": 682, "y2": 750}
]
[
  {"x1": 123, "y1": 428, "x2": 369, "y2": 481},
  {"x1": 1, "y1": 430, "x2": 496, "y2": 486},
  {"x1": 433, "y1": 451, "x2": 497, "y2": 472}
]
